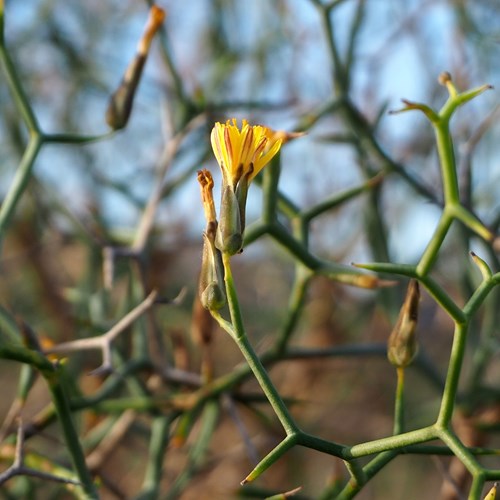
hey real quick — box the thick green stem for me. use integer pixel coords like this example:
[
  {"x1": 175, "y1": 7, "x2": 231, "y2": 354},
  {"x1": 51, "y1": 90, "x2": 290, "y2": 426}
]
[{"x1": 346, "y1": 426, "x2": 437, "y2": 458}]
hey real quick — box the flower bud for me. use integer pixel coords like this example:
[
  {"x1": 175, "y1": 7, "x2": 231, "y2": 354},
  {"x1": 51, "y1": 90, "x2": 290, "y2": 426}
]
[
  {"x1": 199, "y1": 233, "x2": 226, "y2": 311},
  {"x1": 387, "y1": 280, "x2": 420, "y2": 368},
  {"x1": 216, "y1": 185, "x2": 243, "y2": 255},
  {"x1": 106, "y1": 5, "x2": 165, "y2": 130},
  {"x1": 197, "y1": 169, "x2": 226, "y2": 310}
]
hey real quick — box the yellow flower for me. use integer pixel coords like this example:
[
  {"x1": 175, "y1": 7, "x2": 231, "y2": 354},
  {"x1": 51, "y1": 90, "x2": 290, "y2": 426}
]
[
  {"x1": 210, "y1": 119, "x2": 283, "y2": 188},
  {"x1": 209, "y1": 119, "x2": 303, "y2": 255}
]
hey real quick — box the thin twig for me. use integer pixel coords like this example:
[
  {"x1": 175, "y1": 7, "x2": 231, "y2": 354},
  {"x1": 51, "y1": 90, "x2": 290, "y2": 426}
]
[
  {"x1": 45, "y1": 290, "x2": 158, "y2": 374},
  {"x1": 0, "y1": 421, "x2": 81, "y2": 487},
  {"x1": 221, "y1": 393, "x2": 259, "y2": 466},
  {"x1": 132, "y1": 112, "x2": 206, "y2": 253},
  {"x1": 86, "y1": 410, "x2": 137, "y2": 471}
]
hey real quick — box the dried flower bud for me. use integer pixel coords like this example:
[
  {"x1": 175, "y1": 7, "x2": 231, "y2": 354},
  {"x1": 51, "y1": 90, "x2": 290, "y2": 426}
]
[
  {"x1": 105, "y1": 5, "x2": 165, "y2": 130},
  {"x1": 199, "y1": 234, "x2": 226, "y2": 311},
  {"x1": 197, "y1": 169, "x2": 217, "y2": 232},
  {"x1": 197, "y1": 169, "x2": 226, "y2": 311},
  {"x1": 192, "y1": 294, "x2": 215, "y2": 383},
  {"x1": 438, "y1": 71, "x2": 452, "y2": 86},
  {"x1": 387, "y1": 280, "x2": 420, "y2": 368}
]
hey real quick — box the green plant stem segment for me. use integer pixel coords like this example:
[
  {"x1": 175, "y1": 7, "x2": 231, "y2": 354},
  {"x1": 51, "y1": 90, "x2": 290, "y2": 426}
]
[
  {"x1": 46, "y1": 370, "x2": 99, "y2": 499},
  {"x1": 437, "y1": 323, "x2": 469, "y2": 428},
  {"x1": 215, "y1": 252, "x2": 309, "y2": 483},
  {"x1": 137, "y1": 415, "x2": 172, "y2": 499},
  {"x1": 393, "y1": 367, "x2": 405, "y2": 435},
  {"x1": 220, "y1": 252, "x2": 299, "y2": 437},
  {"x1": 0, "y1": 136, "x2": 42, "y2": 239}
]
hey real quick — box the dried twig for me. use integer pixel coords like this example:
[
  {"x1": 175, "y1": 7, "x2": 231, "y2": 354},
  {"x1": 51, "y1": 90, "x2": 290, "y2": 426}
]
[
  {"x1": 0, "y1": 421, "x2": 81, "y2": 487},
  {"x1": 45, "y1": 290, "x2": 159, "y2": 375}
]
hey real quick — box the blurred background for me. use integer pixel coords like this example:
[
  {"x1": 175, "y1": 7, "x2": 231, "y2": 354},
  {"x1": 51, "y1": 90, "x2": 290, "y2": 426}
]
[{"x1": 1, "y1": 0, "x2": 500, "y2": 498}]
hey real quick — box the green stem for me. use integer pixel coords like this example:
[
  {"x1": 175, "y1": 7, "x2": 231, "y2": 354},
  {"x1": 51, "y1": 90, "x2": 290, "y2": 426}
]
[
  {"x1": 166, "y1": 401, "x2": 219, "y2": 499},
  {"x1": 301, "y1": 174, "x2": 380, "y2": 223},
  {"x1": 0, "y1": 32, "x2": 40, "y2": 132},
  {"x1": 335, "y1": 451, "x2": 397, "y2": 500},
  {"x1": 317, "y1": 1, "x2": 347, "y2": 93},
  {"x1": 261, "y1": 159, "x2": 281, "y2": 224},
  {"x1": 0, "y1": 135, "x2": 43, "y2": 239},
  {"x1": 449, "y1": 204, "x2": 494, "y2": 242},
  {"x1": 436, "y1": 323, "x2": 469, "y2": 428},
  {"x1": 468, "y1": 476, "x2": 486, "y2": 500},
  {"x1": 420, "y1": 275, "x2": 466, "y2": 324},
  {"x1": 46, "y1": 371, "x2": 98, "y2": 499},
  {"x1": 436, "y1": 429, "x2": 483, "y2": 477},
  {"x1": 221, "y1": 252, "x2": 299, "y2": 437},
  {"x1": 137, "y1": 415, "x2": 172, "y2": 499},
  {"x1": 393, "y1": 367, "x2": 405, "y2": 435},
  {"x1": 43, "y1": 132, "x2": 114, "y2": 144},
  {"x1": 273, "y1": 267, "x2": 311, "y2": 353},
  {"x1": 463, "y1": 278, "x2": 496, "y2": 318},
  {"x1": 416, "y1": 211, "x2": 453, "y2": 277},
  {"x1": 297, "y1": 432, "x2": 346, "y2": 457},
  {"x1": 434, "y1": 119, "x2": 459, "y2": 205},
  {"x1": 344, "y1": 459, "x2": 367, "y2": 488},
  {"x1": 346, "y1": 426, "x2": 437, "y2": 458},
  {"x1": 242, "y1": 434, "x2": 298, "y2": 485},
  {"x1": 233, "y1": 328, "x2": 299, "y2": 436},
  {"x1": 352, "y1": 263, "x2": 465, "y2": 322},
  {"x1": 484, "y1": 471, "x2": 500, "y2": 480}
]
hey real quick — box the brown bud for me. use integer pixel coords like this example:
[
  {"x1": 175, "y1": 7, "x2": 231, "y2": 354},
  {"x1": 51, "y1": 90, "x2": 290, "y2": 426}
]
[
  {"x1": 438, "y1": 71, "x2": 452, "y2": 86},
  {"x1": 197, "y1": 169, "x2": 217, "y2": 231},
  {"x1": 105, "y1": 5, "x2": 165, "y2": 130},
  {"x1": 198, "y1": 233, "x2": 226, "y2": 311},
  {"x1": 387, "y1": 280, "x2": 420, "y2": 368}
]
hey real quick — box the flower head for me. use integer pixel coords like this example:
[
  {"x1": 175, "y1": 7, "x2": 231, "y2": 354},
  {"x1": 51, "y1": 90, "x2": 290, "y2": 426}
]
[
  {"x1": 209, "y1": 119, "x2": 302, "y2": 255},
  {"x1": 210, "y1": 119, "x2": 283, "y2": 189}
]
